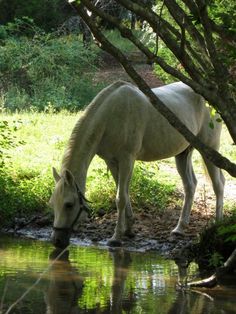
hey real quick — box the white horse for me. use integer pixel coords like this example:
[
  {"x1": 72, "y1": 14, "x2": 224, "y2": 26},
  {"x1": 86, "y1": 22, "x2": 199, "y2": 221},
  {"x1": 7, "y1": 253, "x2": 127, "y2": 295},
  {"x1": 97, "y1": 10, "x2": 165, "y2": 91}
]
[{"x1": 50, "y1": 80, "x2": 225, "y2": 248}]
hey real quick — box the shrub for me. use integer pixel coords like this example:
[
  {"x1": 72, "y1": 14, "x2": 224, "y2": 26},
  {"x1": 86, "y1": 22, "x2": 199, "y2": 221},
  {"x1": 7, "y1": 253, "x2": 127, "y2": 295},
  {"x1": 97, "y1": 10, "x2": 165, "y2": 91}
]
[
  {"x1": 0, "y1": 169, "x2": 53, "y2": 226},
  {"x1": 0, "y1": 25, "x2": 104, "y2": 111},
  {"x1": 0, "y1": 119, "x2": 23, "y2": 167},
  {"x1": 0, "y1": 1, "x2": 73, "y2": 32},
  {"x1": 194, "y1": 213, "x2": 236, "y2": 271}
]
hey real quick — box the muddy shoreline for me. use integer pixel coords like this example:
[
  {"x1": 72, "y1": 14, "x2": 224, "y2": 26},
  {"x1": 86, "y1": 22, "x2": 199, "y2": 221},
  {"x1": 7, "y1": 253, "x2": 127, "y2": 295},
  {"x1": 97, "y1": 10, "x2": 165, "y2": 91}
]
[{"x1": 3, "y1": 205, "x2": 213, "y2": 259}]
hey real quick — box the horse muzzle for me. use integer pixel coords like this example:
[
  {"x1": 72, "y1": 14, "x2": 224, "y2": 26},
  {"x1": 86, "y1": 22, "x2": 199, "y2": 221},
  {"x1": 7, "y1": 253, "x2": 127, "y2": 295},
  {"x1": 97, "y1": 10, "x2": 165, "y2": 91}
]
[{"x1": 51, "y1": 228, "x2": 71, "y2": 249}]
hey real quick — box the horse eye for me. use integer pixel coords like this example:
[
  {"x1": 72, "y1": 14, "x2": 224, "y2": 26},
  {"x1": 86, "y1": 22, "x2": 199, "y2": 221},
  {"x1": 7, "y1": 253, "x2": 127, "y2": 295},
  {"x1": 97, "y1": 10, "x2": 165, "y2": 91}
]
[{"x1": 64, "y1": 202, "x2": 74, "y2": 210}]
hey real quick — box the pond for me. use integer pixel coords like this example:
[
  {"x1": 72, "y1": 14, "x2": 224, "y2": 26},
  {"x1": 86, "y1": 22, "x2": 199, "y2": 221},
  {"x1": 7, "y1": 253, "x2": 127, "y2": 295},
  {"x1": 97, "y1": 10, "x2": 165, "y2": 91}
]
[{"x1": 0, "y1": 235, "x2": 235, "y2": 314}]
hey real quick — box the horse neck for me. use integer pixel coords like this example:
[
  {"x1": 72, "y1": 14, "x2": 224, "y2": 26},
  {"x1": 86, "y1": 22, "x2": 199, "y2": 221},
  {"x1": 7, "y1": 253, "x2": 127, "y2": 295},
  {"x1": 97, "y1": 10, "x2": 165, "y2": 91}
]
[
  {"x1": 61, "y1": 118, "x2": 101, "y2": 194},
  {"x1": 61, "y1": 81, "x2": 127, "y2": 192}
]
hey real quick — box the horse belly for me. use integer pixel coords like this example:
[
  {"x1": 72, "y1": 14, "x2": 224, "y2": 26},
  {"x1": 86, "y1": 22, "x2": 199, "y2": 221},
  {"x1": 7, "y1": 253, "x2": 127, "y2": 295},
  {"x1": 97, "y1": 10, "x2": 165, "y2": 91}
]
[
  {"x1": 137, "y1": 116, "x2": 190, "y2": 161},
  {"x1": 138, "y1": 134, "x2": 189, "y2": 161}
]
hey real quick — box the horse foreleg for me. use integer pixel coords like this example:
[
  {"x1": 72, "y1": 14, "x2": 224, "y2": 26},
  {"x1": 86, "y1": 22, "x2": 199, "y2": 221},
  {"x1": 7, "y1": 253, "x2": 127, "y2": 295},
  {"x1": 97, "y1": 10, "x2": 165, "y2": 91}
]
[
  {"x1": 107, "y1": 156, "x2": 134, "y2": 247},
  {"x1": 105, "y1": 158, "x2": 134, "y2": 236},
  {"x1": 172, "y1": 148, "x2": 197, "y2": 235},
  {"x1": 124, "y1": 201, "x2": 135, "y2": 238}
]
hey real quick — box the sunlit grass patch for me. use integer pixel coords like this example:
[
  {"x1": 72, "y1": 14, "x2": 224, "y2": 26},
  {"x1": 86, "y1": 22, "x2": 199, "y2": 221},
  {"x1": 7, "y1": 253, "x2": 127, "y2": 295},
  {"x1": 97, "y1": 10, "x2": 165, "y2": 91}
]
[
  {"x1": 0, "y1": 112, "x2": 235, "y2": 226},
  {"x1": 0, "y1": 112, "x2": 78, "y2": 224}
]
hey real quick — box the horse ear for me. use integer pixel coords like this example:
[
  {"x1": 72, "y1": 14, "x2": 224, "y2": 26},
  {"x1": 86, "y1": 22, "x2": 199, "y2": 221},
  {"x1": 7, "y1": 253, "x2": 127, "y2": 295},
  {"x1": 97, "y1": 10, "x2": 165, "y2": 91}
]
[
  {"x1": 64, "y1": 169, "x2": 75, "y2": 186},
  {"x1": 52, "y1": 167, "x2": 61, "y2": 183}
]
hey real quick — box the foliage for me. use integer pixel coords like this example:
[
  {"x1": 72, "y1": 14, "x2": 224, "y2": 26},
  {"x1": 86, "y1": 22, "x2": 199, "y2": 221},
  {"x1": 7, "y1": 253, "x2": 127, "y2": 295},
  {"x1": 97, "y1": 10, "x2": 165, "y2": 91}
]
[
  {"x1": 153, "y1": 46, "x2": 179, "y2": 83},
  {"x1": 0, "y1": 21, "x2": 104, "y2": 111},
  {"x1": 105, "y1": 29, "x2": 139, "y2": 53},
  {"x1": 142, "y1": 3, "x2": 180, "y2": 84},
  {"x1": 0, "y1": 120, "x2": 14, "y2": 166},
  {"x1": 0, "y1": 117, "x2": 49, "y2": 224},
  {"x1": 0, "y1": 0, "x2": 74, "y2": 32},
  {"x1": 0, "y1": 119, "x2": 24, "y2": 167},
  {"x1": 218, "y1": 214, "x2": 236, "y2": 242},
  {"x1": 1, "y1": 16, "x2": 43, "y2": 37},
  {"x1": 209, "y1": 251, "x2": 224, "y2": 269},
  {"x1": 208, "y1": 0, "x2": 236, "y2": 34},
  {"x1": 86, "y1": 158, "x2": 116, "y2": 211},
  {"x1": 0, "y1": 112, "x2": 70, "y2": 226},
  {"x1": 0, "y1": 170, "x2": 52, "y2": 225},
  {"x1": 145, "y1": 0, "x2": 236, "y2": 84},
  {"x1": 194, "y1": 212, "x2": 236, "y2": 271}
]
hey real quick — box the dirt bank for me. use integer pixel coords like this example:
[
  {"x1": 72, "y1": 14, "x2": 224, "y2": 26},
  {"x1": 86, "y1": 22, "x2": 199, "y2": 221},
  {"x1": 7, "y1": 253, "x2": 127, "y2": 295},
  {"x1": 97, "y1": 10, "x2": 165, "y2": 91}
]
[{"x1": 5, "y1": 198, "x2": 215, "y2": 258}]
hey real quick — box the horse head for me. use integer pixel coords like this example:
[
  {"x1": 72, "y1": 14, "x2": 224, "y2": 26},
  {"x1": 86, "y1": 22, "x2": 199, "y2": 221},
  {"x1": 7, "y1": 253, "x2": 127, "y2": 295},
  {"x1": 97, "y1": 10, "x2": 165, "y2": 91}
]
[
  {"x1": 49, "y1": 168, "x2": 87, "y2": 249},
  {"x1": 45, "y1": 248, "x2": 84, "y2": 314}
]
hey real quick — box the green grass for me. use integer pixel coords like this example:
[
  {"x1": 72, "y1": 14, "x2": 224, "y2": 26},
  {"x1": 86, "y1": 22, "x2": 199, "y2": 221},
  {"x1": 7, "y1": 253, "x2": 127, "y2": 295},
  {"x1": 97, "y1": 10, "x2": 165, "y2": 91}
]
[
  {"x1": 0, "y1": 112, "x2": 235, "y2": 227},
  {"x1": 0, "y1": 112, "x2": 76, "y2": 224},
  {"x1": 0, "y1": 111, "x2": 176, "y2": 226}
]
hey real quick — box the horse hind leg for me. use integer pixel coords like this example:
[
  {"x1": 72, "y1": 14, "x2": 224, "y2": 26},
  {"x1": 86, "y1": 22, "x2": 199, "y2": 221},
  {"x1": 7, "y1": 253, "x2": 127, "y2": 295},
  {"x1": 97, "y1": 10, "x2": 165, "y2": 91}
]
[
  {"x1": 172, "y1": 147, "x2": 197, "y2": 235},
  {"x1": 202, "y1": 156, "x2": 225, "y2": 221}
]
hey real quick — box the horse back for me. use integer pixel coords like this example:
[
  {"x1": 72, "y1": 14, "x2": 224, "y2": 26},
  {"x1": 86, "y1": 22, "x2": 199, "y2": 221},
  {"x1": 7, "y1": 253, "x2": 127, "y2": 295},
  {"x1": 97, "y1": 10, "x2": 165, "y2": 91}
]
[{"x1": 90, "y1": 81, "x2": 219, "y2": 161}]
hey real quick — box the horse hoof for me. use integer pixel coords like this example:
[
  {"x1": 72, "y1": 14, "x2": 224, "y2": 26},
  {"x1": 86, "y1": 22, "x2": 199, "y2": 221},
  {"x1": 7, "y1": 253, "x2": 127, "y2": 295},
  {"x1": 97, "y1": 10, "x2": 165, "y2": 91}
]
[
  {"x1": 107, "y1": 239, "x2": 123, "y2": 247},
  {"x1": 171, "y1": 229, "x2": 185, "y2": 237}
]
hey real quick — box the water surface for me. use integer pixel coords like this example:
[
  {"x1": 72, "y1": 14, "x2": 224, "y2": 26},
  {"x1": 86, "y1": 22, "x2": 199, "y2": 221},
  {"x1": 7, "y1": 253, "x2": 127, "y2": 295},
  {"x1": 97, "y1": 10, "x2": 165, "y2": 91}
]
[{"x1": 0, "y1": 235, "x2": 235, "y2": 313}]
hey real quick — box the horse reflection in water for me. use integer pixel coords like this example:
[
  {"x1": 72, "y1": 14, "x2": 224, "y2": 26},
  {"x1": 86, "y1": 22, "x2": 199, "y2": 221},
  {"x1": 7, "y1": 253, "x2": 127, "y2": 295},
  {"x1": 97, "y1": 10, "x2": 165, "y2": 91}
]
[
  {"x1": 108, "y1": 249, "x2": 135, "y2": 314},
  {"x1": 45, "y1": 249, "x2": 84, "y2": 314},
  {"x1": 45, "y1": 249, "x2": 135, "y2": 314}
]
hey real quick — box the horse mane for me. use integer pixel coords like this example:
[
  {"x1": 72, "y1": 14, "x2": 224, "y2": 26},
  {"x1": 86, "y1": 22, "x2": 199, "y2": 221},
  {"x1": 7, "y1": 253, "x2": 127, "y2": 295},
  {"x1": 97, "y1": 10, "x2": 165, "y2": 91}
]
[{"x1": 61, "y1": 80, "x2": 128, "y2": 172}]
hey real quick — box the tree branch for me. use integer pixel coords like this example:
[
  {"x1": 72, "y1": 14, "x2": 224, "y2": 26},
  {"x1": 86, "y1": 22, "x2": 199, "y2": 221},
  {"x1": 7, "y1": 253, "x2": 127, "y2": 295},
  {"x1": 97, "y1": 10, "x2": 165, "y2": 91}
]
[
  {"x1": 164, "y1": 0, "x2": 211, "y2": 70},
  {"x1": 116, "y1": 0, "x2": 206, "y2": 84},
  {"x1": 81, "y1": 0, "x2": 205, "y2": 92},
  {"x1": 82, "y1": 0, "x2": 218, "y2": 101},
  {"x1": 72, "y1": 2, "x2": 236, "y2": 177},
  {"x1": 195, "y1": 0, "x2": 229, "y2": 81},
  {"x1": 129, "y1": 0, "x2": 236, "y2": 145}
]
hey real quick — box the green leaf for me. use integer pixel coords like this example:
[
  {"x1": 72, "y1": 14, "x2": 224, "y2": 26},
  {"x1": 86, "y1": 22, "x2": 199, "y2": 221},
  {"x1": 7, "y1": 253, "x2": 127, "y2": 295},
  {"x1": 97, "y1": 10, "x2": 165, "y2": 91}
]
[{"x1": 209, "y1": 120, "x2": 214, "y2": 129}]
